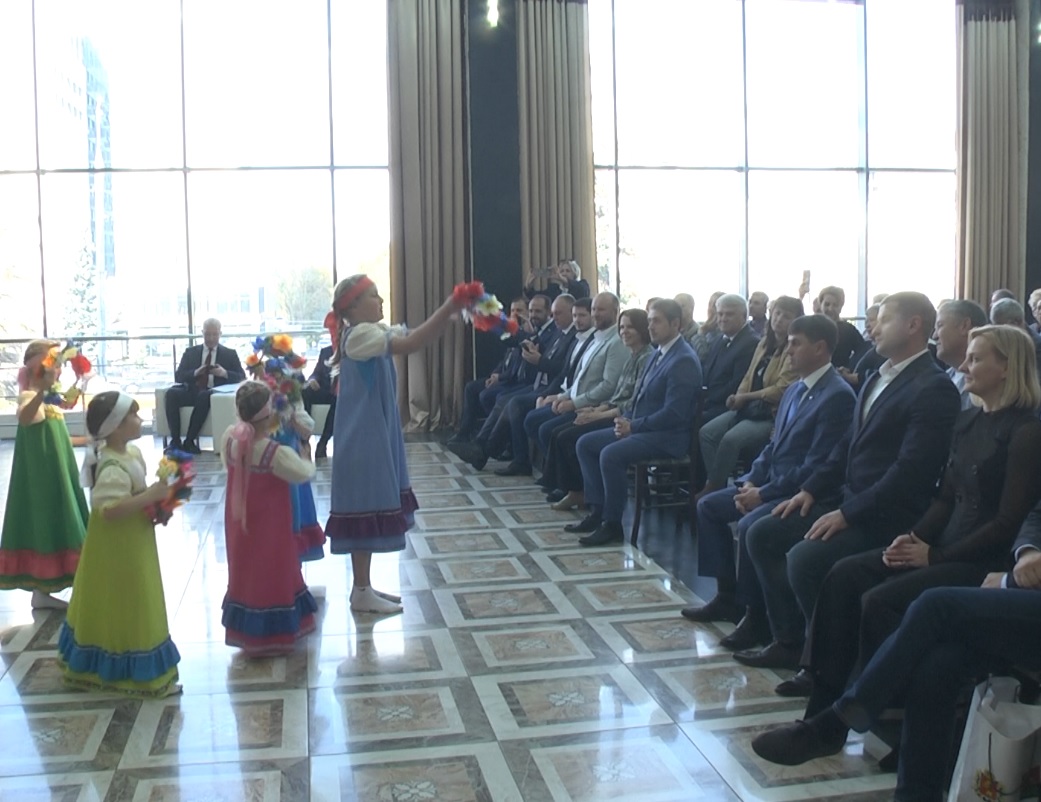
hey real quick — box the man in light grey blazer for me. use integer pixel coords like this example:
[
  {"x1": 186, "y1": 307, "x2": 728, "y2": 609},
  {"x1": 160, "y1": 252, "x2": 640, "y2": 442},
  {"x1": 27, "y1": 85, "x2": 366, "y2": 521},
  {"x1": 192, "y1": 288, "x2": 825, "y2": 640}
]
[{"x1": 520, "y1": 292, "x2": 630, "y2": 471}]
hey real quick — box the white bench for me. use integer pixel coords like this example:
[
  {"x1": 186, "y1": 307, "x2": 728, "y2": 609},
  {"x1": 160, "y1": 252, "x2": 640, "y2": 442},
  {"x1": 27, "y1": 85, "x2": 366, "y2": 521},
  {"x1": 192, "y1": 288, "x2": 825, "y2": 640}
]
[{"x1": 204, "y1": 390, "x2": 332, "y2": 455}]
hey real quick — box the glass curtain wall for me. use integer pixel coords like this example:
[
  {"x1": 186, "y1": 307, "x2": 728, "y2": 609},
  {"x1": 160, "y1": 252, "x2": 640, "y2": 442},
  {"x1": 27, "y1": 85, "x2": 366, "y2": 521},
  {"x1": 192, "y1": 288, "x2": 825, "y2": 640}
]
[
  {"x1": 0, "y1": 0, "x2": 389, "y2": 411},
  {"x1": 589, "y1": 0, "x2": 957, "y2": 315}
]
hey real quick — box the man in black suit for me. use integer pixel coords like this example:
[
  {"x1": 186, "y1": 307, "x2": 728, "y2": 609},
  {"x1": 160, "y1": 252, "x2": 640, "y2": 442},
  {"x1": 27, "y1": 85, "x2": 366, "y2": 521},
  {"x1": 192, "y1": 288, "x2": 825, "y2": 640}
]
[
  {"x1": 302, "y1": 344, "x2": 336, "y2": 458},
  {"x1": 735, "y1": 292, "x2": 960, "y2": 676},
  {"x1": 165, "y1": 318, "x2": 245, "y2": 453},
  {"x1": 700, "y1": 294, "x2": 759, "y2": 423},
  {"x1": 990, "y1": 298, "x2": 1041, "y2": 379}
]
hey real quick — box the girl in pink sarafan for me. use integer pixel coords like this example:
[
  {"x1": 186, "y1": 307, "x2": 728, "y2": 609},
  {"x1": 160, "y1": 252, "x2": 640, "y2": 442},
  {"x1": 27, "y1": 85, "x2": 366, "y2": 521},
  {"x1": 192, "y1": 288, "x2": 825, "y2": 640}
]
[
  {"x1": 324, "y1": 274, "x2": 463, "y2": 615},
  {"x1": 220, "y1": 381, "x2": 318, "y2": 656}
]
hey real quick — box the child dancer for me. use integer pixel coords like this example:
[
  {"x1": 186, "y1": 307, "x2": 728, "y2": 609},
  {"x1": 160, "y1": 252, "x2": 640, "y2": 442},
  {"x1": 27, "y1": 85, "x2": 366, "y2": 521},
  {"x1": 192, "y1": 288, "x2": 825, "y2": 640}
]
[
  {"x1": 0, "y1": 340, "x2": 89, "y2": 609},
  {"x1": 325, "y1": 275, "x2": 461, "y2": 614},
  {"x1": 273, "y1": 385, "x2": 325, "y2": 562},
  {"x1": 221, "y1": 381, "x2": 318, "y2": 655},
  {"x1": 58, "y1": 391, "x2": 181, "y2": 697}
]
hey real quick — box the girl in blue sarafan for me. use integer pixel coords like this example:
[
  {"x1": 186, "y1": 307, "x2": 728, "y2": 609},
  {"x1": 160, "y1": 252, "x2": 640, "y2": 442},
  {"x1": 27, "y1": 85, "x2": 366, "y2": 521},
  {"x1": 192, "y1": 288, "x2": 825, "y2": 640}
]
[
  {"x1": 324, "y1": 274, "x2": 463, "y2": 615},
  {"x1": 248, "y1": 339, "x2": 325, "y2": 561}
]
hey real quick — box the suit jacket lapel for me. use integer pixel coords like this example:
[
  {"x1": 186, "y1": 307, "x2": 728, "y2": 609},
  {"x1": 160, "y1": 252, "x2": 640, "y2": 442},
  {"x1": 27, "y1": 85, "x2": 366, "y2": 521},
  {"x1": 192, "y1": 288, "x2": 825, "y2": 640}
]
[{"x1": 852, "y1": 355, "x2": 927, "y2": 446}]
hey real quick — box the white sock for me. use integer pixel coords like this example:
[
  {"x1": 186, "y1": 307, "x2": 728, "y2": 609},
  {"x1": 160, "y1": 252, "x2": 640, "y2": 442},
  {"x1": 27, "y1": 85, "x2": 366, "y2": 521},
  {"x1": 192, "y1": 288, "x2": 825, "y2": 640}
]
[
  {"x1": 31, "y1": 590, "x2": 68, "y2": 610},
  {"x1": 350, "y1": 586, "x2": 403, "y2": 615},
  {"x1": 373, "y1": 588, "x2": 402, "y2": 603}
]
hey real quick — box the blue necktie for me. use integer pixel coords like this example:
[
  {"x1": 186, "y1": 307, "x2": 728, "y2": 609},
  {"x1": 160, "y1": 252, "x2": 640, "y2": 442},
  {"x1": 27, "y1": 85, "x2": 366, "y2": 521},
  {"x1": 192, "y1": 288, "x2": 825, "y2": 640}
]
[{"x1": 782, "y1": 381, "x2": 807, "y2": 430}]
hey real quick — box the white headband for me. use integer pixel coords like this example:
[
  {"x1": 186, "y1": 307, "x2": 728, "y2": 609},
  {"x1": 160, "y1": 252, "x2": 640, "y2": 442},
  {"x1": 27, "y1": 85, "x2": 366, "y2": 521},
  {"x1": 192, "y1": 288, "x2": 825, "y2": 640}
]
[{"x1": 80, "y1": 392, "x2": 134, "y2": 488}]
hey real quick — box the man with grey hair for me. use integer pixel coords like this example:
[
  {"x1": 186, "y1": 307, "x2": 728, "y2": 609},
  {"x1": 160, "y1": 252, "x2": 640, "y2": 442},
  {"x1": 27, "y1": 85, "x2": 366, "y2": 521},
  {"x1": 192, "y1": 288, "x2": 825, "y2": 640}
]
[
  {"x1": 674, "y1": 293, "x2": 699, "y2": 343},
  {"x1": 701, "y1": 294, "x2": 758, "y2": 422},
  {"x1": 165, "y1": 317, "x2": 245, "y2": 453},
  {"x1": 748, "y1": 291, "x2": 769, "y2": 338},
  {"x1": 934, "y1": 299, "x2": 987, "y2": 408},
  {"x1": 989, "y1": 297, "x2": 1041, "y2": 377}
]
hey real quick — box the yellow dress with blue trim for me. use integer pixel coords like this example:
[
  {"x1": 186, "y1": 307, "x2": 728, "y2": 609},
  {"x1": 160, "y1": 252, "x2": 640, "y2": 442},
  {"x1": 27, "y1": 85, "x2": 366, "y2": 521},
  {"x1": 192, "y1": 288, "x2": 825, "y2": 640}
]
[{"x1": 58, "y1": 445, "x2": 180, "y2": 697}]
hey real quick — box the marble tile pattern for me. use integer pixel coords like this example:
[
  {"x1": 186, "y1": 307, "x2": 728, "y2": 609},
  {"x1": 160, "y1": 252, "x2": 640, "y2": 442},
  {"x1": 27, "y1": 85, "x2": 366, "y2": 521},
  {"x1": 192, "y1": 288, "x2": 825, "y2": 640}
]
[{"x1": 0, "y1": 437, "x2": 894, "y2": 800}]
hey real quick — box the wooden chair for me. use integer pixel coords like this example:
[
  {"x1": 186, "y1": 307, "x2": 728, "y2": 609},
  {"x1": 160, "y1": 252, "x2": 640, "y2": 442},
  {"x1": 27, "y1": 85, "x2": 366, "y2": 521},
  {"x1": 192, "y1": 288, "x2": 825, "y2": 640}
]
[{"x1": 629, "y1": 400, "x2": 703, "y2": 547}]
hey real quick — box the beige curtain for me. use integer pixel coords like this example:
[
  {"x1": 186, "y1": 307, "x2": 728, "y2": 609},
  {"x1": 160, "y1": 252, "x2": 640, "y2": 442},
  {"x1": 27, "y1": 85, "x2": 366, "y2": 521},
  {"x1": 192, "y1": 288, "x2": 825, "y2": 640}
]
[
  {"x1": 955, "y1": 0, "x2": 1029, "y2": 303},
  {"x1": 387, "y1": 0, "x2": 467, "y2": 430},
  {"x1": 518, "y1": 0, "x2": 596, "y2": 292}
]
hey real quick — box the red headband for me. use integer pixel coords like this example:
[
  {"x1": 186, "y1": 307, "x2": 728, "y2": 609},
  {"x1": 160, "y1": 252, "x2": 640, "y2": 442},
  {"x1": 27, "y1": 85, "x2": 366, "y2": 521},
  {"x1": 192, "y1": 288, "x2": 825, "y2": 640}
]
[{"x1": 334, "y1": 276, "x2": 375, "y2": 315}]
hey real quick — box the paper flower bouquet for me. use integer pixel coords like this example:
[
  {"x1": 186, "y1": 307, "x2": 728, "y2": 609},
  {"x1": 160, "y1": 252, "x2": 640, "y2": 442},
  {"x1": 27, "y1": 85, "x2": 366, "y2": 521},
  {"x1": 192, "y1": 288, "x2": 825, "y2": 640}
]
[
  {"x1": 244, "y1": 334, "x2": 308, "y2": 415},
  {"x1": 453, "y1": 281, "x2": 519, "y2": 340},
  {"x1": 40, "y1": 342, "x2": 92, "y2": 408},
  {"x1": 147, "y1": 450, "x2": 195, "y2": 526}
]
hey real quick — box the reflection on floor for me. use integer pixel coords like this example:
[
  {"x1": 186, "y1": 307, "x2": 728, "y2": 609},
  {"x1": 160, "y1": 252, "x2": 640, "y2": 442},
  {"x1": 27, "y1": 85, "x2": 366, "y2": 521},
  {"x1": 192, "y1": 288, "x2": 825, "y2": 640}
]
[{"x1": 0, "y1": 437, "x2": 896, "y2": 801}]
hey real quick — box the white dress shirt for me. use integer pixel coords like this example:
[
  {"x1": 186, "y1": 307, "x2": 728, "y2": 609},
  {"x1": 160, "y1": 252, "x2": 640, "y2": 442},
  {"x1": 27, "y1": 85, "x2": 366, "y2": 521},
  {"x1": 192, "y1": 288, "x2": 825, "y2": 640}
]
[{"x1": 861, "y1": 349, "x2": 929, "y2": 422}]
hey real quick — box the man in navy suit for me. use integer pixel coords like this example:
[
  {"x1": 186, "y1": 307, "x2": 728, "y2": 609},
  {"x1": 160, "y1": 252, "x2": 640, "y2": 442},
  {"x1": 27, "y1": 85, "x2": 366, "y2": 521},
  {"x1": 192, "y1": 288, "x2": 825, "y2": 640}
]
[
  {"x1": 735, "y1": 292, "x2": 960, "y2": 673},
  {"x1": 165, "y1": 317, "x2": 245, "y2": 453},
  {"x1": 700, "y1": 294, "x2": 759, "y2": 423},
  {"x1": 302, "y1": 343, "x2": 336, "y2": 458},
  {"x1": 751, "y1": 508, "x2": 1041, "y2": 798},
  {"x1": 682, "y1": 315, "x2": 856, "y2": 650},
  {"x1": 569, "y1": 298, "x2": 703, "y2": 547}
]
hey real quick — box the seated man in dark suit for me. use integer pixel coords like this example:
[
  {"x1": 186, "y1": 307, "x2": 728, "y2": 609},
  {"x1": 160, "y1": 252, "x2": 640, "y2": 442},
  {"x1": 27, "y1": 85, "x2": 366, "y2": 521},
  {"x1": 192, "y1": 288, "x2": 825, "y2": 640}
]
[
  {"x1": 682, "y1": 315, "x2": 856, "y2": 650},
  {"x1": 165, "y1": 317, "x2": 245, "y2": 453},
  {"x1": 701, "y1": 294, "x2": 759, "y2": 423},
  {"x1": 450, "y1": 297, "x2": 530, "y2": 443},
  {"x1": 450, "y1": 294, "x2": 572, "y2": 470},
  {"x1": 569, "y1": 298, "x2": 703, "y2": 547},
  {"x1": 735, "y1": 292, "x2": 960, "y2": 675},
  {"x1": 301, "y1": 343, "x2": 336, "y2": 458},
  {"x1": 750, "y1": 507, "x2": 1041, "y2": 801}
]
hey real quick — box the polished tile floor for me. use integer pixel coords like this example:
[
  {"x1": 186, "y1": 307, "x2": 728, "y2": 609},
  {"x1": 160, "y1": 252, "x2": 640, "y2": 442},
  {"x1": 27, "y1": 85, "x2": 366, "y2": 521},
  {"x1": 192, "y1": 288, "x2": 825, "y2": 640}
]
[{"x1": 0, "y1": 437, "x2": 897, "y2": 801}]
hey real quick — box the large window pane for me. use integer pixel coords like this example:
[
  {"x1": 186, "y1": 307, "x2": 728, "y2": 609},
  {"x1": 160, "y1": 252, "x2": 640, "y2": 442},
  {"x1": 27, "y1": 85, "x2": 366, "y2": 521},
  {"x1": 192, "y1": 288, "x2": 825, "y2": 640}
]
[
  {"x1": 35, "y1": 0, "x2": 183, "y2": 169},
  {"x1": 594, "y1": 169, "x2": 617, "y2": 294},
  {"x1": 0, "y1": 1, "x2": 37, "y2": 170},
  {"x1": 0, "y1": 176, "x2": 45, "y2": 408},
  {"x1": 331, "y1": 0, "x2": 388, "y2": 166},
  {"x1": 748, "y1": 171, "x2": 862, "y2": 313},
  {"x1": 617, "y1": 170, "x2": 743, "y2": 308},
  {"x1": 867, "y1": 172, "x2": 956, "y2": 305},
  {"x1": 333, "y1": 169, "x2": 390, "y2": 301},
  {"x1": 187, "y1": 171, "x2": 334, "y2": 335},
  {"x1": 745, "y1": 0, "x2": 864, "y2": 168},
  {"x1": 41, "y1": 172, "x2": 187, "y2": 337},
  {"x1": 588, "y1": 0, "x2": 615, "y2": 166},
  {"x1": 183, "y1": 0, "x2": 330, "y2": 167},
  {"x1": 615, "y1": 0, "x2": 744, "y2": 167},
  {"x1": 867, "y1": 0, "x2": 956, "y2": 169}
]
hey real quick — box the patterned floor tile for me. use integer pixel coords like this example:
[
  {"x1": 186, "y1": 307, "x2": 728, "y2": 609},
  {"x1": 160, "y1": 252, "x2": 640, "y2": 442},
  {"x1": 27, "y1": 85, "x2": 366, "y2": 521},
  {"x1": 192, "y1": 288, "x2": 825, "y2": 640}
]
[
  {"x1": 410, "y1": 490, "x2": 489, "y2": 511},
  {"x1": 410, "y1": 476, "x2": 465, "y2": 493},
  {"x1": 472, "y1": 664, "x2": 670, "y2": 740},
  {"x1": 490, "y1": 487, "x2": 552, "y2": 506},
  {"x1": 306, "y1": 628, "x2": 467, "y2": 688},
  {"x1": 0, "y1": 770, "x2": 115, "y2": 801},
  {"x1": 493, "y1": 506, "x2": 584, "y2": 528},
  {"x1": 500, "y1": 725, "x2": 740, "y2": 802},
  {"x1": 309, "y1": 679, "x2": 493, "y2": 753},
  {"x1": 409, "y1": 529, "x2": 527, "y2": 560},
  {"x1": 467, "y1": 623, "x2": 596, "y2": 669},
  {"x1": 413, "y1": 509, "x2": 493, "y2": 531},
  {"x1": 0, "y1": 698, "x2": 140, "y2": 776},
  {"x1": 432, "y1": 582, "x2": 582, "y2": 628},
  {"x1": 311, "y1": 743, "x2": 522, "y2": 802},
  {"x1": 432, "y1": 556, "x2": 533, "y2": 585},
  {"x1": 105, "y1": 760, "x2": 308, "y2": 801},
  {"x1": 530, "y1": 546, "x2": 665, "y2": 582},
  {"x1": 587, "y1": 610, "x2": 736, "y2": 665},
  {"x1": 516, "y1": 527, "x2": 589, "y2": 550},
  {"x1": 118, "y1": 689, "x2": 309, "y2": 769},
  {"x1": 680, "y1": 712, "x2": 896, "y2": 800},
  {"x1": 570, "y1": 578, "x2": 690, "y2": 613}
]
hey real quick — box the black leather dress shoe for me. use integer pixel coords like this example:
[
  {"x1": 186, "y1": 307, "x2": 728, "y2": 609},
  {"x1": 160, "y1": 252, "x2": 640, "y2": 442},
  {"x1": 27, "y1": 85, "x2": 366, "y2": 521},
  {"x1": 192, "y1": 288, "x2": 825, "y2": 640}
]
[
  {"x1": 775, "y1": 668, "x2": 814, "y2": 697},
  {"x1": 494, "y1": 462, "x2": 532, "y2": 477},
  {"x1": 183, "y1": 440, "x2": 202, "y2": 455},
  {"x1": 545, "y1": 489, "x2": 567, "y2": 503},
  {"x1": 447, "y1": 440, "x2": 488, "y2": 471},
  {"x1": 680, "y1": 594, "x2": 743, "y2": 624},
  {"x1": 733, "y1": 640, "x2": 803, "y2": 670},
  {"x1": 564, "y1": 513, "x2": 601, "y2": 533},
  {"x1": 579, "y1": 522, "x2": 624, "y2": 547},
  {"x1": 751, "y1": 719, "x2": 846, "y2": 766},
  {"x1": 719, "y1": 612, "x2": 771, "y2": 651}
]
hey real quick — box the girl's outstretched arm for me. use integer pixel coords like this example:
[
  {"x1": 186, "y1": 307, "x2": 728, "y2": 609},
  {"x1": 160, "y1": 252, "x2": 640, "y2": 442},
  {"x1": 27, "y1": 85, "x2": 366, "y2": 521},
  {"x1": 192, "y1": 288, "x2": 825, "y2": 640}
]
[{"x1": 389, "y1": 296, "x2": 461, "y2": 356}]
